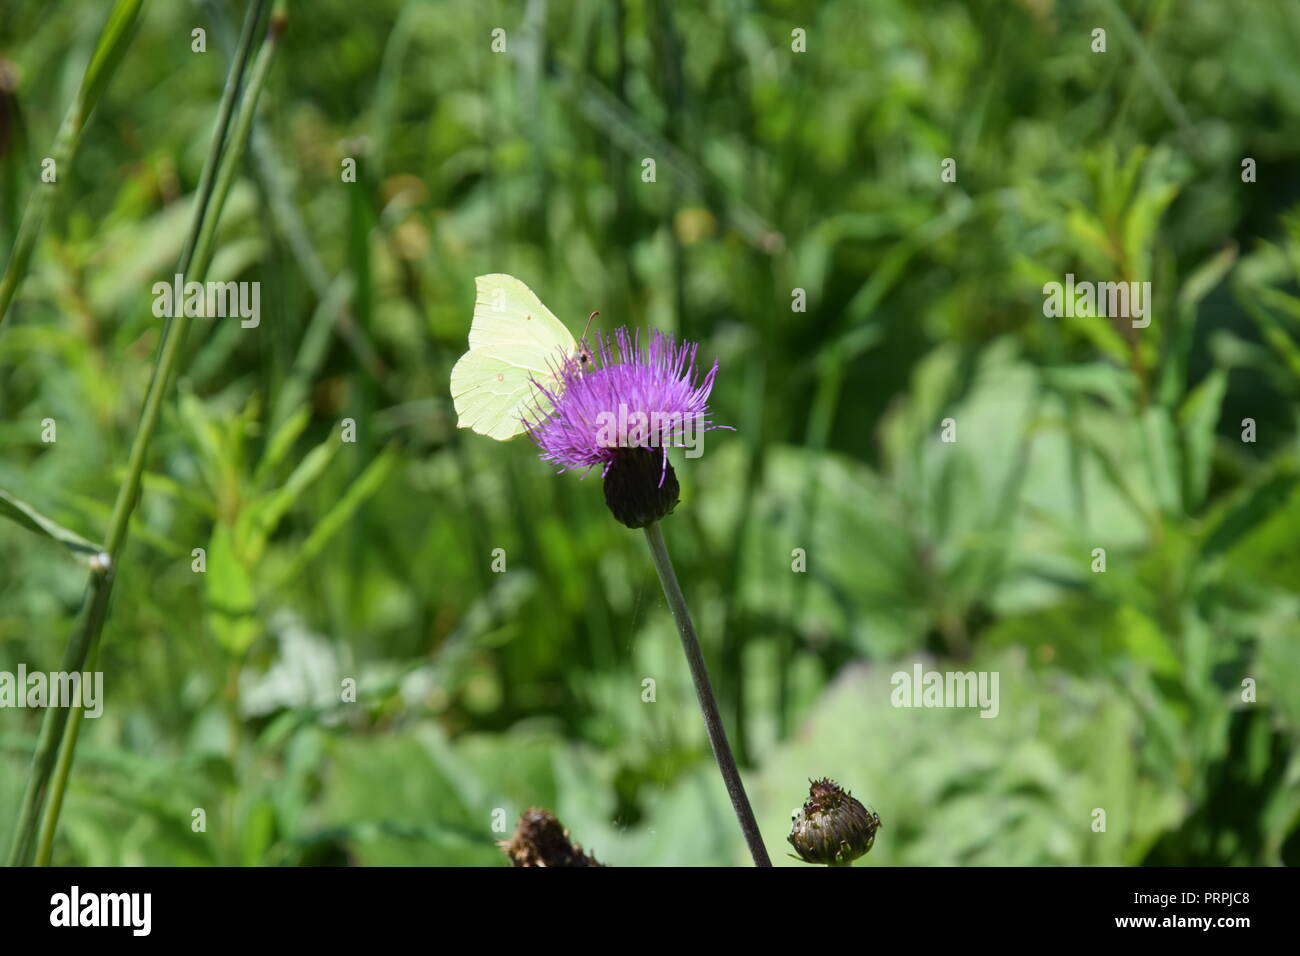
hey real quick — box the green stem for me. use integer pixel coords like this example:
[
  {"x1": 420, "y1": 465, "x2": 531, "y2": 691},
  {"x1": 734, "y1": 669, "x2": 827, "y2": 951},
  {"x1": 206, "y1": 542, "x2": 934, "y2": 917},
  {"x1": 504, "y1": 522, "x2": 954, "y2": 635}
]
[
  {"x1": 643, "y1": 521, "x2": 771, "y2": 867},
  {"x1": 0, "y1": 0, "x2": 145, "y2": 327},
  {"x1": 33, "y1": 641, "x2": 101, "y2": 866},
  {"x1": 6, "y1": 0, "x2": 275, "y2": 868},
  {"x1": 6, "y1": 565, "x2": 113, "y2": 865}
]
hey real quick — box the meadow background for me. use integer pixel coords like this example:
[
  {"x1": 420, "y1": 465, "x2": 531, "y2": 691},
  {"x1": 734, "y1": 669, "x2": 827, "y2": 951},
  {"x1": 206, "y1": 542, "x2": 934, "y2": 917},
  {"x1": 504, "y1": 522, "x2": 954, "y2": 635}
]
[{"x1": 1, "y1": 0, "x2": 1298, "y2": 866}]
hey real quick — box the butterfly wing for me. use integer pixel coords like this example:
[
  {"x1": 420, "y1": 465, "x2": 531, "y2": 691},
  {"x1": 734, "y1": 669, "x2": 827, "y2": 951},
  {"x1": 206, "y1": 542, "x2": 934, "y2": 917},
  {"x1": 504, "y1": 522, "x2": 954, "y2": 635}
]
[
  {"x1": 469, "y1": 274, "x2": 575, "y2": 354},
  {"x1": 452, "y1": 275, "x2": 576, "y2": 440}
]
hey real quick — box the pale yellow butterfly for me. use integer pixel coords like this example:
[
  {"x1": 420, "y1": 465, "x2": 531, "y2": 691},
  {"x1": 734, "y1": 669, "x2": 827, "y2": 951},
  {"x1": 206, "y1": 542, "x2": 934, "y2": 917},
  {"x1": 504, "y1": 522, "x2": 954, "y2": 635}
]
[{"x1": 450, "y1": 274, "x2": 594, "y2": 440}]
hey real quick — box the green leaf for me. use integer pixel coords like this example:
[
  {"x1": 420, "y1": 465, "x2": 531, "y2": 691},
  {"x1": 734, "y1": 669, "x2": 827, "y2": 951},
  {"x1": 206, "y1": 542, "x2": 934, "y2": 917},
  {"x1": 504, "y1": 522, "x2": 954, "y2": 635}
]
[
  {"x1": 79, "y1": 0, "x2": 147, "y2": 117},
  {"x1": 205, "y1": 524, "x2": 258, "y2": 656},
  {"x1": 1117, "y1": 605, "x2": 1181, "y2": 679},
  {"x1": 1179, "y1": 245, "x2": 1238, "y2": 314},
  {"x1": 254, "y1": 407, "x2": 311, "y2": 489},
  {"x1": 240, "y1": 799, "x2": 277, "y2": 866},
  {"x1": 1202, "y1": 469, "x2": 1300, "y2": 563},
  {"x1": 0, "y1": 488, "x2": 106, "y2": 567},
  {"x1": 274, "y1": 445, "x2": 400, "y2": 586},
  {"x1": 1141, "y1": 405, "x2": 1182, "y2": 515},
  {"x1": 241, "y1": 440, "x2": 338, "y2": 563},
  {"x1": 177, "y1": 391, "x2": 230, "y2": 496},
  {"x1": 1178, "y1": 368, "x2": 1227, "y2": 511}
]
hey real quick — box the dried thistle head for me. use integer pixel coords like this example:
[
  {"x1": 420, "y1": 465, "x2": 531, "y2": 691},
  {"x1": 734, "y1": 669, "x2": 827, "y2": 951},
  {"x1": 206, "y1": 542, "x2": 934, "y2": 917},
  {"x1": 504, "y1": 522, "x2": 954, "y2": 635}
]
[
  {"x1": 501, "y1": 808, "x2": 604, "y2": 867},
  {"x1": 788, "y1": 778, "x2": 880, "y2": 866}
]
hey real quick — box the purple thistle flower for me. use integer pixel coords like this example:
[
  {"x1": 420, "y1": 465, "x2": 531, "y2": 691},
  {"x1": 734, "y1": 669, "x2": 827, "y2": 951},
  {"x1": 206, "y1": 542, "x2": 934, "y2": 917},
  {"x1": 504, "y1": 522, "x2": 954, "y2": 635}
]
[
  {"x1": 523, "y1": 327, "x2": 727, "y2": 478},
  {"x1": 523, "y1": 327, "x2": 730, "y2": 528}
]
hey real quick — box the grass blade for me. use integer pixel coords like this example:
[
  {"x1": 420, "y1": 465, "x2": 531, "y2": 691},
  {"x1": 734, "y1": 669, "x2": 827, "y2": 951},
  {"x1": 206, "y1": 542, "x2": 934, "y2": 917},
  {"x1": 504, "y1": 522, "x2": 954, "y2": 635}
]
[
  {"x1": 0, "y1": 488, "x2": 106, "y2": 566},
  {"x1": 0, "y1": 0, "x2": 145, "y2": 326}
]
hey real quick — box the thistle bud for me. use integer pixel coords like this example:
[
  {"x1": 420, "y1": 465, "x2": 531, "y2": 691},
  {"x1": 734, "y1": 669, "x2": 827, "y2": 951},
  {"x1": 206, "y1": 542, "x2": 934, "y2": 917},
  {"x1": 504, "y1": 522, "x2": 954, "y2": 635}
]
[
  {"x1": 788, "y1": 778, "x2": 880, "y2": 866},
  {"x1": 502, "y1": 808, "x2": 604, "y2": 867},
  {"x1": 602, "y1": 446, "x2": 679, "y2": 529}
]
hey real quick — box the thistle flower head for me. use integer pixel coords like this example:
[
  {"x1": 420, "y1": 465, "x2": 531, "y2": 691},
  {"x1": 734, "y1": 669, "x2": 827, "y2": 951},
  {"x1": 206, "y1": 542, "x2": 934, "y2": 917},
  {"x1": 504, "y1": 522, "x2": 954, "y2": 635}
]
[
  {"x1": 523, "y1": 327, "x2": 728, "y2": 528},
  {"x1": 787, "y1": 778, "x2": 880, "y2": 866}
]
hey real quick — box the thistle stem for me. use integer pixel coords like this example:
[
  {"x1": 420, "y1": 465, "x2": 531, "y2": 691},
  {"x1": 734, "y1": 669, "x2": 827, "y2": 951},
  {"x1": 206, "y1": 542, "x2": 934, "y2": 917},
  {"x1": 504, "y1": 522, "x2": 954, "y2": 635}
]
[{"x1": 643, "y1": 521, "x2": 771, "y2": 867}]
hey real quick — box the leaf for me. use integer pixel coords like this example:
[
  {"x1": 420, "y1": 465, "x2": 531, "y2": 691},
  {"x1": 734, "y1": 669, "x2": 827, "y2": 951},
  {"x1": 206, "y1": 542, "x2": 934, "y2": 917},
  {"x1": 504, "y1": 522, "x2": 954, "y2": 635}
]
[
  {"x1": 1202, "y1": 469, "x2": 1300, "y2": 563},
  {"x1": 1117, "y1": 605, "x2": 1181, "y2": 679},
  {"x1": 137, "y1": 471, "x2": 214, "y2": 518},
  {"x1": 316, "y1": 730, "x2": 497, "y2": 866},
  {"x1": 240, "y1": 800, "x2": 277, "y2": 866},
  {"x1": 1178, "y1": 368, "x2": 1227, "y2": 511},
  {"x1": 80, "y1": 0, "x2": 147, "y2": 116},
  {"x1": 1179, "y1": 245, "x2": 1237, "y2": 314},
  {"x1": 1043, "y1": 363, "x2": 1138, "y2": 415},
  {"x1": 1123, "y1": 181, "x2": 1178, "y2": 271},
  {"x1": 241, "y1": 440, "x2": 338, "y2": 563},
  {"x1": 1238, "y1": 289, "x2": 1300, "y2": 378},
  {"x1": 273, "y1": 445, "x2": 400, "y2": 586},
  {"x1": 205, "y1": 524, "x2": 258, "y2": 656},
  {"x1": 1141, "y1": 405, "x2": 1182, "y2": 515},
  {"x1": 177, "y1": 391, "x2": 230, "y2": 496},
  {"x1": 253, "y1": 407, "x2": 311, "y2": 489},
  {"x1": 0, "y1": 488, "x2": 106, "y2": 567}
]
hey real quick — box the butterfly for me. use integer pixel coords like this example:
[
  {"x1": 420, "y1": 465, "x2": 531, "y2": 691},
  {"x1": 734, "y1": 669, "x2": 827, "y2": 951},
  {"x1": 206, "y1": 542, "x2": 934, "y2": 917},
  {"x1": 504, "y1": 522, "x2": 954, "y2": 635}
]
[{"x1": 450, "y1": 274, "x2": 595, "y2": 440}]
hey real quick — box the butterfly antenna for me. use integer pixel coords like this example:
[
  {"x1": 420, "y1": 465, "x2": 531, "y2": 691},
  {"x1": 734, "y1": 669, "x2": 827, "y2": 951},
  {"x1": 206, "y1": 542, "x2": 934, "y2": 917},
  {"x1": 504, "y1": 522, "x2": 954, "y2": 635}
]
[{"x1": 583, "y1": 311, "x2": 599, "y2": 340}]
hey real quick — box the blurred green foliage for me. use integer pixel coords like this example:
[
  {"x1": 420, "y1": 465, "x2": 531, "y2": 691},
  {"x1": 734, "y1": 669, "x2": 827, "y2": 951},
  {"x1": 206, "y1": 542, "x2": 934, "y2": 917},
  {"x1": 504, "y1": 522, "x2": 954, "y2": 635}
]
[{"x1": 1, "y1": 0, "x2": 1298, "y2": 865}]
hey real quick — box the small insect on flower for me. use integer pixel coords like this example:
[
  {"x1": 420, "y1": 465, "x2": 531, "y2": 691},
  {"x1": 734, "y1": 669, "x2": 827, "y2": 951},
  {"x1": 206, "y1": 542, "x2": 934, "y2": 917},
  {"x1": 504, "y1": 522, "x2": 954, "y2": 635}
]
[
  {"x1": 522, "y1": 326, "x2": 729, "y2": 528},
  {"x1": 788, "y1": 778, "x2": 880, "y2": 866},
  {"x1": 576, "y1": 313, "x2": 598, "y2": 370}
]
